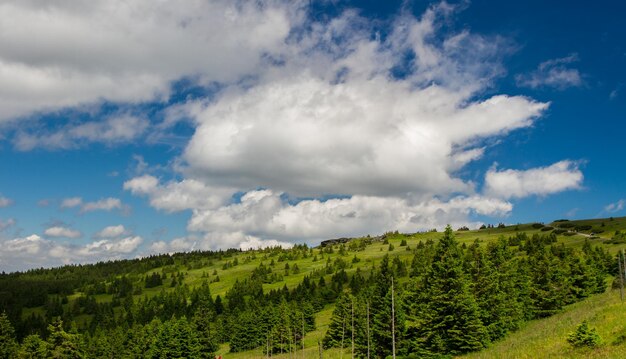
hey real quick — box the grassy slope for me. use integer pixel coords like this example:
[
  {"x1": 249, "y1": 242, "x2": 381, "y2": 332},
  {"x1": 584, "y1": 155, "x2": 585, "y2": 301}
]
[
  {"x1": 23, "y1": 216, "x2": 626, "y2": 358},
  {"x1": 462, "y1": 285, "x2": 626, "y2": 359}
]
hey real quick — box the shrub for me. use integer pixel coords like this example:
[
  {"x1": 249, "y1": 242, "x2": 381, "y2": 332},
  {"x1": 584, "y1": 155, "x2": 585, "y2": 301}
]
[
  {"x1": 563, "y1": 231, "x2": 576, "y2": 236},
  {"x1": 553, "y1": 228, "x2": 567, "y2": 235},
  {"x1": 575, "y1": 225, "x2": 593, "y2": 231},
  {"x1": 400, "y1": 239, "x2": 408, "y2": 246},
  {"x1": 532, "y1": 223, "x2": 545, "y2": 229},
  {"x1": 541, "y1": 226, "x2": 554, "y2": 231},
  {"x1": 567, "y1": 321, "x2": 601, "y2": 348}
]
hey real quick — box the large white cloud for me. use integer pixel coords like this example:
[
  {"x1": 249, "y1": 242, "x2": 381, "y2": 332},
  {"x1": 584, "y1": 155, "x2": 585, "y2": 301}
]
[
  {"x1": 118, "y1": 2, "x2": 580, "y2": 251},
  {"x1": 0, "y1": 0, "x2": 301, "y2": 123},
  {"x1": 484, "y1": 160, "x2": 584, "y2": 199},
  {"x1": 186, "y1": 189, "x2": 512, "y2": 242},
  {"x1": 183, "y1": 75, "x2": 546, "y2": 198},
  {"x1": 0, "y1": 1, "x2": 586, "y2": 260}
]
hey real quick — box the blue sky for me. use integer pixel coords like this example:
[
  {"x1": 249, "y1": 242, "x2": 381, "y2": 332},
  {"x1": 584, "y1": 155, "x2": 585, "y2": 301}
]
[{"x1": 0, "y1": 0, "x2": 624, "y2": 271}]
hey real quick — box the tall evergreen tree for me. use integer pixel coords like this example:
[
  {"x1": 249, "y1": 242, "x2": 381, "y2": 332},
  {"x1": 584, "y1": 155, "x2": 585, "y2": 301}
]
[
  {"x1": 17, "y1": 334, "x2": 48, "y2": 359},
  {"x1": 193, "y1": 304, "x2": 218, "y2": 358},
  {"x1": 409, "y1": 226, "x2": 489, "y2": 355},
  {"x1": 46, "y1": 319, "x2": 83, "y2": 359},
  {"x1": 0, "y1": 312, "x2": 18, "y2": 359},
  {"x1": 372, "y1": 281, "x2": 405, "y2": 358},
  {"x1": 322, "y1": 294, "x2": 351, "y2": 349}
]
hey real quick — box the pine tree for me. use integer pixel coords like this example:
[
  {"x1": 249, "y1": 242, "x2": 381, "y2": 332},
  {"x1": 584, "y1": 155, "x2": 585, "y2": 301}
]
[
  {"x1": 17, "y1": 334, "x2": 48, "y2": 359},
  {"x1": 46, "y1": 319, "x2": 84, "y2": 359},
  {"x1": 322, "y1": 294, "x2": 351, "y2": 349},
  {"x1": 411, "y1": 226, "x2": 489, "y2": 354},
  {"x1": 151, "y1": 317, "x2": 202, "y2": 358},
  {"x1": 193, "y1": 304, "x2": 218, "y2": 358},
  {"x1": 469, "y1": 239, "x2": 526, "y2": 341},
  {"x1": 528, "y1": 247, "x2": 572, "y2": 317},
  {"x1": 0, "y1": 312, "x2": 18, "y2": 359},
  {"x1": 372, "y1": 281, "x2": 405, "y2": 358}
]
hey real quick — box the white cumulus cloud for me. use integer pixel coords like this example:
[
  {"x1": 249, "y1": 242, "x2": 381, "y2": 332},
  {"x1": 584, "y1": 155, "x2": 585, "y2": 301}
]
[
  {"x1": 119, "y1": 2, "x2": 583, "y2": 252},
  {"x1": 94, "y1": 225, "x2": 128, "y2": 238},
  {"x1": 0, "y1": 0, "x2": 301, "y2": 123},
  {"x1": 186, "y1": 189, "x2": 512, "y2": 242},
  {"x1": 484, "y1": 160, "x2": 583, "y2": 199},
  {"x1": 44, "y1": 226, "x2": 82, "y2": 239},
  {"x1": 124, "y1": 175, "x2": 229, "y2": 212},
  {"x1": 0, "y1": 234, "x2": 143, "y2": 271}
]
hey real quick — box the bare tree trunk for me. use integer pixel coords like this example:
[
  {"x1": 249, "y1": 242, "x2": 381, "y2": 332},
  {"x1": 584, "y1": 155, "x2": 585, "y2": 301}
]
[
  {"x1": 391, "y1": 277, "x2": 396, "y2": 359},
  {"x1": 622, "y1": 250, "x2": 626, "y2": 298},
  {"x1": 351, "y1": 298, "x2": 355, "y2": 359},
  {"x1": 341, "y1": 316, "x2": 345, "y2": 359},
  {"x1": 367, "y1": 301, "x2": 370, "y2": 359},
  {"x1": 318, "y1": 340, "x2": 323, "y2": 359},
  {"x1": 619, "y1": 254, "x2": 624, "y2": 302}
]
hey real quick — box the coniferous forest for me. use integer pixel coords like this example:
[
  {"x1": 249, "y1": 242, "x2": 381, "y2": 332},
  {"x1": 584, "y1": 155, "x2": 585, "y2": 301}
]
[{"x1": 0, "y1": 223, "x2": 619, "y2": 358}]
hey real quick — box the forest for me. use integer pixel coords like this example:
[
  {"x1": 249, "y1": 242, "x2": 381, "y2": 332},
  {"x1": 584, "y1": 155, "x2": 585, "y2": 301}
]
[{"x1": 0, "y1": 222, "x2": 620, "y2": 358}]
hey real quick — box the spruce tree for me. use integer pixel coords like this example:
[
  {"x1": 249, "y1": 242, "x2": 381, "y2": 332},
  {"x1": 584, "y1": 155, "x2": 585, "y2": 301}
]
[
  {"x1": 322, "y1": 294, "x2": 351, "y2": 349},
  {"x1": 193, "y1": 304, "x2": 218, "y2": 358},
  {"x1": 469, "y1": 239, "x2": 526, "y2": 341},
  {"x1": 412, "y1": 226, "x2": 489, "y2": 354},
  {"x1": 372, "y1": 281, "x2": 405, "y2": 358},
  {"x1": 0, "y1": 312, "x2": 18, "y2": 359},
  {"x1": 17, "y1": 335, "x2": 48, "y2": 359},
  {"x1": 46, "y1": 319, "x2": 84, "y2": 359}
]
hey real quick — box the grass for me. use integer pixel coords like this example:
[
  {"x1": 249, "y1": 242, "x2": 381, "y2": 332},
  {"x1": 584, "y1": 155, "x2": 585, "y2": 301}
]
[{"x1": 463, "y1": 285, "x2": 626, "y2": 359}]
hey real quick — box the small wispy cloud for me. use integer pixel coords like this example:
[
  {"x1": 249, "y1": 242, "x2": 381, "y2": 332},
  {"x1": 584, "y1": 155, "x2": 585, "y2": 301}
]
[
  {"x1": 516, "y1": 53, "x2": 583, "y2": 90},
  {"x1": 13, "y1": 115, "x2": 149, "y2": 151},
  {"x1": 0, "y1": 218, "x2": 16, "y2": 232},
  {"x1": 0, "y1": 195, "x2": 13, "y2": 208},
  {"x1": 60, "y1": 197, "x2": 130, "y2": 215},
  {"x1": 610, "y1": 84, "x2": 623, "y2": 100},
  {"x1": 605, "y1": 199, "x2": 625, "y2": 213}
]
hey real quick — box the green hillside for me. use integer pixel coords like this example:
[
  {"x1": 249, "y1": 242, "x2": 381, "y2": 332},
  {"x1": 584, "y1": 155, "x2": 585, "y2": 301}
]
[
  {"x1": 2, "y1": 216, "x2": 626, "y2": 358},
  {"x1": 463, "y1": 281, "x2": 626, "y2": 359}
]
